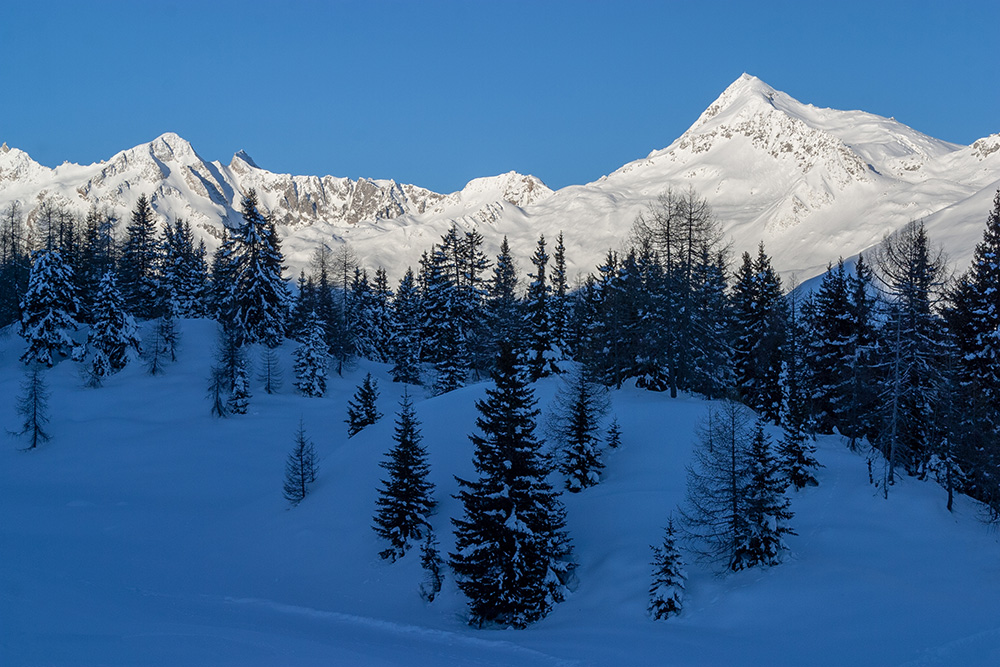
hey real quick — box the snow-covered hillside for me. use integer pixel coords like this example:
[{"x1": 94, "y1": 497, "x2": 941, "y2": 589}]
[
  {"x1": 3, "y1": 320, "x2": 1000, "y2": 666},
  {"x1": 2, "y1": 74, "x2": 998, "y2": 283}
]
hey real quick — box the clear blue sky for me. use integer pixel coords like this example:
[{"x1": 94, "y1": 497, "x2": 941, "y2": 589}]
[{"x1": 2, "y1": 0, "x2": 997, "y2": 194}]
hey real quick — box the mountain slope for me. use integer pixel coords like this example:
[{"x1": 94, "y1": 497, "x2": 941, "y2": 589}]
[
  {"x1": 3, "y1": 320, "x2": 1000, "y2": 665},
  {"x1": 2, "y1": 75, "x2": 998, "y2": 282}
]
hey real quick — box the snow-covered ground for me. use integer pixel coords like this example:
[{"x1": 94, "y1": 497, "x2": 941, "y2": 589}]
[{"x1": 3, "y1": 320, "x2": 1000, "y2": 666}]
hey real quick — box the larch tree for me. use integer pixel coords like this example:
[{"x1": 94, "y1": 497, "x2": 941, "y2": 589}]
[{"x1": 283, "y1": 420, "x2": 318, "y2": 505}]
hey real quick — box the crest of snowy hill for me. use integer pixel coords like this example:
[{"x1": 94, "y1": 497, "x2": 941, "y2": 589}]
[{"x1": 2, "y1": 74, "x2": 999, "y2": 282}]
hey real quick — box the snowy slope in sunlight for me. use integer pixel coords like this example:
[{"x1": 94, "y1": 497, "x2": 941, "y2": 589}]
[
  {"x1": 2, "y1": 321, "x2": 1000, "y2": 666},
  {"x1": 2, "y1": 74, "x2": 998, "y2": 284}
]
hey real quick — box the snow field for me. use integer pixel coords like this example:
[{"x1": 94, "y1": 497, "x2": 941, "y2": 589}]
[{"x1": 2, "y1": 320, "x2": 1000, "y2": 665}]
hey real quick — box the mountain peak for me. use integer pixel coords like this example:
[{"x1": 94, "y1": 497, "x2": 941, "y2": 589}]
[
  {"x1": 1, "y1": 142, "x2": 8, "y2": 154},
  {"x1": 231, "y1": 150, "x2": 259, "y2": 169}
]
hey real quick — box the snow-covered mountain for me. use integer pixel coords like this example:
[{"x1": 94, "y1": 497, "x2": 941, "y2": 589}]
[{"x1": 2, "y1": 74, "x2": 998, "y2": 282}]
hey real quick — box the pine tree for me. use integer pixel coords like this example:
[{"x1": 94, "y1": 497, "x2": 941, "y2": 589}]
[
  {"x1": 231, "y1": 190, "x2": 289, "y2": 347},
  {"x1": 689, "y1": 245, "x2": 733, "y2": 398},
  {"x1": 88, "y1": 270, "x2": 141, "y2": 376},
  {"x1": 450, "y1": 342, "x2": 573, "y2": 628},
  {"x1": 293, "y1": 312, "x2": 328, "y2": 398},
  {"x1": 648, "y1": 519, "x2": 686, "y2": 620},
  {"x1": 119, "y1": 194, "x2": 161, "y2": 318},
  {"x1": 734, "y1": 420, "x2": 794, "y2": 569},
  {"x1": 373, "y1": 391, "x2": 436, "y2": 561},
  {"x1": 11, "y1": 365, "x2": 51, "y2": 450},
  {"x1": 19, "y1": 249, "x2": 80, "y2": 366},
  {"x1": 552, "y1": 365, "x2": 609, "y2": 492},
  {"x1": 418, "y1": 530, "x2": 445, "y2": 603},
  {"x1": 347, "y1": 372, "x2": 382, "y2": 437},
  {"x1": 283, "y1": 420, "x2": 318, "y2": 505}
]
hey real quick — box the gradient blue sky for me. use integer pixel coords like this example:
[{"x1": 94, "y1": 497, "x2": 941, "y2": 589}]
[{"x1": 2, "y1": 0, "x2": 997, "y2": 193}]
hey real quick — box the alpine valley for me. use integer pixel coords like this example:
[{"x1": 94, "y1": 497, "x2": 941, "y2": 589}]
[{"x1": 2, "y1": 73, "x2": 998, "y2": 283}]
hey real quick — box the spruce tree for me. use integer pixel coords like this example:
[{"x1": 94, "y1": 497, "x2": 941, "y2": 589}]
[
  {"x1": 119, "y1": 194, "x2": 161, "y2": 318},
  {"x1": 19, "y1": 248, "x2": 80, "y2": 366},
  {"x1": 606, "y1": 417, "x2": 623, "y2": 450},
  {"x1": 648, "y1": 519, "x2": 686, "y2": 620},
  {"x1": 283, "y1": 420, "x2": 318, "y2": 505},
  {"x1": 293, "y1": 312, "x2": 328, "y2": 398},
  {"x1": 232, "y1": 190, "x2": 289, "y2": 347},
  {"x1": 390, "y1": 268, "x2": 423, "y2": 385},
  {"x1": 347, "y1": 372, "x2": 382, "y2": 437},
  {"x1": 227, "y1": 358, "x2": 251, "y2": 415},
  {"x1": 450, "y1": 342, "x2": 573, "y2": 628},
  {"x1": 88, "y1": 270, "x2": 141, "y2": 376},
  {"x1": 373, "y1": 391, "x2": 436, "y2": 561},
  {"x1": 12, "y1": 365, "x2": 52, "y2": 450},
  {"x1": 734, "y1": 420, "x2": 794, "y2": 569},
  {"x1": 552, "y1": 365, "x2": 609, "y2": 492},
  {"x1": 485, "y1": 236, "x2": 523, "y2": 355},
  {"x1": 524, "y1": 234, "x2": 555, "y2": 380},
  {"x1": 0, "y1": 201, "x2": 30, "y2": 329},
  {"x1": 731, "y1": 244, "x2": 786, "y2": 422},
  {"x1": 418, "y1": 530, "x2": 445, "y2": 603},
  {"x1": 209, "y1": 228, "x2": 238, "y2": 326},
  {"x1": 207, "y1": 365, "x2": 229, "y2": 418}
]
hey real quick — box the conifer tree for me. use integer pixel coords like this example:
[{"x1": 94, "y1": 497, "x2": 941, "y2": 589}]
[
  {"x1": 689, "y1": 245, "x2": 733, "y2": 398},
  {"x1": 781, "y1": 284, "x2": 820, "y2": 489},
  {"x1": 88, "y1": 270, "x2": 141, "y2": 376},
  {"x1": 207, "y1": 365, "x2": 229, "y2": 418},
  {"x1": 731, "y1": 244, "x2": 786, "y2": 422},
  {"x1": 347, "y1": 372, "x2": 382, "y2": 437},
  {"x1": 373, "y1": 391, "x2": 436, "y2": 561},
  {"x1": 257, "y1": 347, "x2": 283, "y2": 394},
  {"x1": 227, "y1": 358, "x2": 251, "y2": 415},
  {"x1": 232, "y1": 190, "x2": 289, "y2": 347},
  {"x1": 0, "y1": 201, "x2": 30, "y2": 329},
  {"x1": 485, "y1": 236, "x2": 522, "y2": 354},
  {"x1": 606, "y1": 417, "x2": 623, "y2": 450},
  {"x1": 648, "y1": 519, "x2": 686, "y2": 620},
  {"x1": 805, "y1": 260, "x2": 854, "y2": 433},
  {"x1": 524, "y1": 234, "x2": 555, "y2": 380},
  {"x1": 872, "y1": 221, "x2": 947, "y2": 482},
  {"x1": 680, "y1": 400, "x2": 753, "y2": 571},
  {"x1": 734, "y1": 420, "x2": 795, "y2": 569},
  {"x1": 283, "y1": 420, "x2": 318, "y2": 505},
  {"x1": 293, "y1": 312, "x2": 328, "y2": 398},
  {"x1": 12, "y1": 365, "x2": 51, "y2": 450},
  {"x1": 552, "y1": 365, "x2": 609, "y2": 492},
  {"x1": 450, "y1": 342, "x2": 573, "y2": 628},
  {"x1": 19, "y1": 248, "x2": 80, "y2": 366},
  {"x1": 209, "y1": 228, "x2": 238, "y2": 326},
  {"x1": 119, "y1": 194, "x2": 161, "y2": 318},
  {"x1": 550, "y1": 232, "x2": 569, "y2": 358},
  {"x1": 418, "y1": 530, "x2": 445, "y2": 603},
  {"x1": 76, "y1": 205, "x2": 117, "y2": 319},
  {"x1": 390, "y1": 268, "x2": 423, "y2": 385}
]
